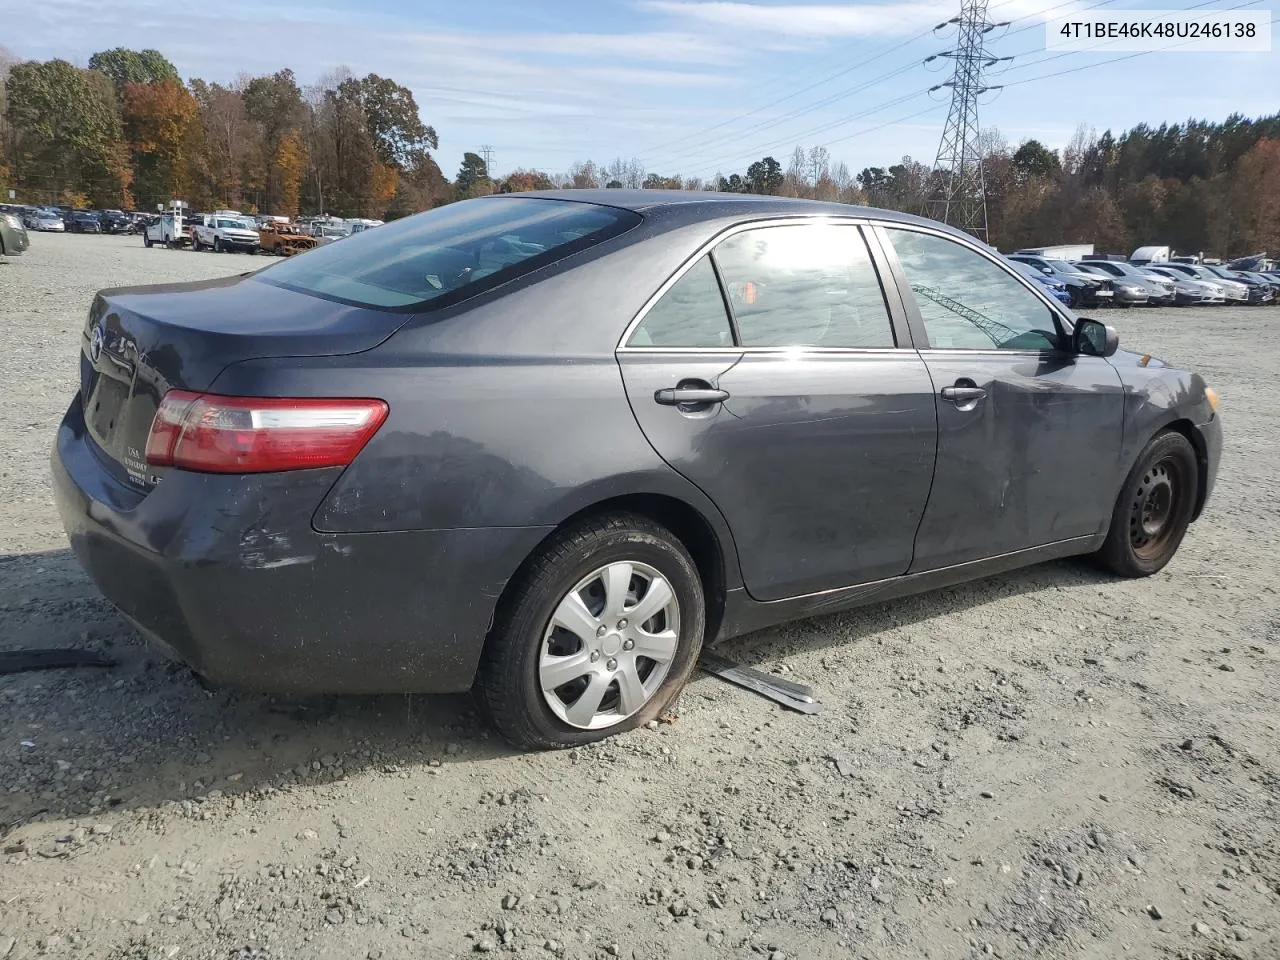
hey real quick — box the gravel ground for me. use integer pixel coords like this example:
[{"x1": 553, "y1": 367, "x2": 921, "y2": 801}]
[{"x1": 1, "y1": 233, "x2": 1277, "y2": 960}]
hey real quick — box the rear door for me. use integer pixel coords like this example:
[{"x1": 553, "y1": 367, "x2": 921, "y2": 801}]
[
  {"x1": 617, "y1": 220, "x2": 937, "y2": 602},
  {"x1": 876, "y1": 223, "x2": 1125, "y2": 571}
]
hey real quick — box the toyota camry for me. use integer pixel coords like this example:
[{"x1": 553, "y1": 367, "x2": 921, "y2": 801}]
[{"x1": 53, "y1": 192, "x2": 1222, "y2": 749}]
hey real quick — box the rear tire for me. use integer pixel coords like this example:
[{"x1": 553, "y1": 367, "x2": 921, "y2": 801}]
[
  {"x1": 1095, "y1": 431, "x2": 1199, "y2": 577},
  {"x1": 476, "y1": 513, "x2": 705, "y2": 750},
  {"x1": 143, "y1": 232, "x2": 152, "y2": 248}
]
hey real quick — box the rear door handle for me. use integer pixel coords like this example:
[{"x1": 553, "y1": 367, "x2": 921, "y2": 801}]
[
  {"x1": 940, "y1": 385, "x2": 987, "y2": 403},
  {"x1": 654, "y1": 387, "x2": 730, "y2": 406}
]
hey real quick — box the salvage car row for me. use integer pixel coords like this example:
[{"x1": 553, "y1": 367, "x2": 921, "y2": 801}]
[
  {"x1": 141, "y1": 208, "x2": 382, "y2": 256},
  {"x1": 1007, "y1": 251, "x2": 1279, "y2": 308}
]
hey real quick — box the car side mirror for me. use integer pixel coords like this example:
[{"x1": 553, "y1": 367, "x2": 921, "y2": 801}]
[
  {"x1": 1041, "y1": 267, "x2": 1053, "y2": 275},
  {"x1": 1073, "y1": 317, "x2": 1119, "y2": 358}
]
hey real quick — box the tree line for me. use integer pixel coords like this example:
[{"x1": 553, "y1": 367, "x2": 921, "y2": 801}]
[
  {"x1": 0, "y1": 46, "x2": 449, "y2": 217},
  {"x1": 2, "y1": 44, "x2": 1277, "y2": 256}
]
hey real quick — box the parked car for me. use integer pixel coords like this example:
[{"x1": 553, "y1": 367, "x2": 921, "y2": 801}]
[
  {"x1": 1008, "y1": 258, "x2": 1073, "y2": 305},
  {"x1": 1203, "y1": 266, "x2": 1275, "y2": 305},
  {"x1": 309, "y1": 220, "x2": 350, "y2": 246},
  {"x1": 1008, "y1": 254, "x2": 1114, "y2": 308},
  {"x1": 54, "y1": 193, "x2": 1223, "y2": 748},
  {"x1": 258, "y1": 220, "x2": 318, "y2": 257},
  {"x1": 29, "y1": 210, "x2": 67, "y2": 233},
  {"x1": 1073, "y1": 262, "x2": 1150, "y2": 306},
  {"x1": 1157, "y1": 262, "x2": 1250, "y2": 303},
  {"x1": 1, "y1": 211, "x2": 30, "y2": 256},
  {"x1": 67, "y1": 210, "x2": 103, "y2": 234},
  {"x1": 99, "y1": 210, "x2": 134, "y2": 234},
  {"x1": 191, "y1": 212, "x2": 261, "y2": 254},
  {"x1": 1143, "y1": 266, "x2": 1224, "y2": 305},
  {"x1": 1082, "y1": 259, "x2": 1178, "y2": 306}
]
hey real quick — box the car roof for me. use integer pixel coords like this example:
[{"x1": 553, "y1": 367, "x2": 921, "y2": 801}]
[{"x1": 503, "y1": 189, "x2": 950, "y2": 231}]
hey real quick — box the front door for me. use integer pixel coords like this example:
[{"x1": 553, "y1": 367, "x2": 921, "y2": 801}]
[
  {"x1": 877, "y1": 224, "x2": 1125, "y2": 572},
  {"x1": 617, "y1": 221, "x2": 937, "y2": 602}
]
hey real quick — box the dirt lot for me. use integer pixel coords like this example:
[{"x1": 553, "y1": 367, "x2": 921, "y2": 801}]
[{"x1": 1, "y1": 233, "x2": 1277, "y2": 960}]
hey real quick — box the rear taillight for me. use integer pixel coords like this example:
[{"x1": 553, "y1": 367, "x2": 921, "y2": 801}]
[{"x1": 145, "y1": 391, "x2": 389, "y2": 474}]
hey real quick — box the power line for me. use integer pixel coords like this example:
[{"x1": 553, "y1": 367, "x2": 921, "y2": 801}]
[
  {"x1": 691, "y1": 89, "x2": 933, "y2": 177},
  {"x1": 634, "y1": 0, "x2": 1068, "y2": 165},
  {"x1": 643, "y1": 0, "x2": 1125, "y2": 174},
  {"x1": 645, "y1": 61, "x2": 924, "y2": 171},
  {"x1": 637, "y1": 28, "x2": 944, "y2": 162},
  {"x1": 680, "y1": 0, "x2": 1257, "y2": 182}
]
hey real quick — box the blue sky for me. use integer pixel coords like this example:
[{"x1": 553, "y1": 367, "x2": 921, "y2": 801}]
[{"x1": 5, "y1": 0, "x2": 1277, "y2": 180}]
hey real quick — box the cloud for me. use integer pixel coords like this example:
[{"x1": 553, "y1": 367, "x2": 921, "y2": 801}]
[
  {"x1": 638, "y1": 0, "x2": 954, "y2": 37},
  {"x1": 639, "y1": 0, "x2": 1097, "y2": 37}
]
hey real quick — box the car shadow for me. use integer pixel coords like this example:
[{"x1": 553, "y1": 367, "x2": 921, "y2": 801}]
[{"x1": 0, "y1": 545, "x2": 1113, "y2": 833}]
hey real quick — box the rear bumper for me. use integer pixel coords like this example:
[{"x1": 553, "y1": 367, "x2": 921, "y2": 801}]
[{"x1": 52, "y1": 395, "x2": 551, "y2": 694}]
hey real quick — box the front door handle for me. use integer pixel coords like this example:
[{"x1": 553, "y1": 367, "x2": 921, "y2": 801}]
[
  {"x1": 654, "y1": 386, "x2": 730, "y2": 406},
  {"x1": 940, "y1": 385, "x2": 987, "y2": 404}
]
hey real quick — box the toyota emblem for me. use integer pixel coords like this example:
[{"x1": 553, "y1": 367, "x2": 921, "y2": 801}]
[{"x1": 89, "y1": 325, "x2": 104, "y2": 363}]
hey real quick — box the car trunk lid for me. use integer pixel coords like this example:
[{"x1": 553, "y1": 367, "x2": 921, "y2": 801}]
[{"x1": 79, "y1": 273, "x2": 409, "y2": 491}]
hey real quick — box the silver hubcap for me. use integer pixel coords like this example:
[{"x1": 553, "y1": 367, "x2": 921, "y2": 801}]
[{"x1": 539, "y1": 561, "x2": 680, "y2": 730}]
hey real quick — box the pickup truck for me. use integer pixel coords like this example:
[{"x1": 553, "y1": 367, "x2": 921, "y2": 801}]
[{"x1": 191, "y1": 213, "x2": 261, "y2": 254}]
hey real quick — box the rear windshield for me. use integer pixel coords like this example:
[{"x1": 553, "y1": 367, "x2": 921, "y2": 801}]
[{"x1": 255, "y1": 197, "x2": 640, "y2": 309}]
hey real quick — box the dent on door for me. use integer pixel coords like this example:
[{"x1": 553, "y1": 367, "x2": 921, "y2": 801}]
[{"x1": 909, "y1": 351, "x2": 1124, "y2": 571}]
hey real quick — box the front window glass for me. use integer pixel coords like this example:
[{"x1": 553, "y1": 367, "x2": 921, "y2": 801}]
[
  {"x1": 885, "y1": 228, "x2": 1062, "y2": 351},
  {"x1": 257, "y1": 197, "x2": 640, "y2": 309}
]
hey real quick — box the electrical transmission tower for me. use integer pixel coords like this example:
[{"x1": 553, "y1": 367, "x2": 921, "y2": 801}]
[
  {"x1": 480, "y1": 145, "x2": 495, "y2": 179},
  {"x1": 924, "y1": 0, "x2": 1007, "y2": 241}
]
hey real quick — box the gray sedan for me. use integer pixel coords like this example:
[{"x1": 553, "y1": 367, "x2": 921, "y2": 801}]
[{"x1": 53, "y1": 193, "x2": 1223, "y2": 748}]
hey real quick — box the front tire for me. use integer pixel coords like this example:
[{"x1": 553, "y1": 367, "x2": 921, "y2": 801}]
[
  {"x1": 1095, "y1": 431, "x2": 1199, "y2": 577},
  {"x1": 213, "y1": 237, "x2": 222, "y2": 253},
  {"x1": 476, "y1": 514, "x2": 705, "y2": 750}
]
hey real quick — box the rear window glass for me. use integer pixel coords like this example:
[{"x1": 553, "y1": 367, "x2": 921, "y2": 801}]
[{"x1": 255, "y1": 197, "x2": 640, "y2": 309}]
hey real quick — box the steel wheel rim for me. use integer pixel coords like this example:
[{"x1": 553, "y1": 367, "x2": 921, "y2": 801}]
[
  {"x1": 1128, "y1": 456, "x2": 1184, "y2": 560},
  {"x1": 539, "y1": 560, "x2": 680, "y2": 730}
]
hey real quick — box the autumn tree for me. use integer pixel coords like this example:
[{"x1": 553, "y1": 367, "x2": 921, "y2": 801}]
[
  {"x1": 0, "y1": 45, "x2": 16, "y2": 196},
  {"x1": 567, "y1": 160, "x2": 599, "y2": 189},
  {"x1": 1224, "y1": 138, "x2": 1280, "y2": 252},
  {"x1": 501, "y1": 169, "x2": 554, "y2": 192},
  {"x1": 190, "y1": 78, "x2": 251, "y2": 208},
  {"x1": 4, "y1": 58, "x2": 131, "y2": 205},
  {"x1": 122, "y1": 78, "x2": 201, "y2": 208},
  {"x1": 242, "y1": 69, "x2": 306, "y2": 213}
]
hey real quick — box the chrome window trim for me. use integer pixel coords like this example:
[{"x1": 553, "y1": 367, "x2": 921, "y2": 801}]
[
  {"x1": 617, "y1": 215, "x2": 907, "y2": 353},
  {"x1": 616, "y1": 346, "x2": 909, "y2": 356}
]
